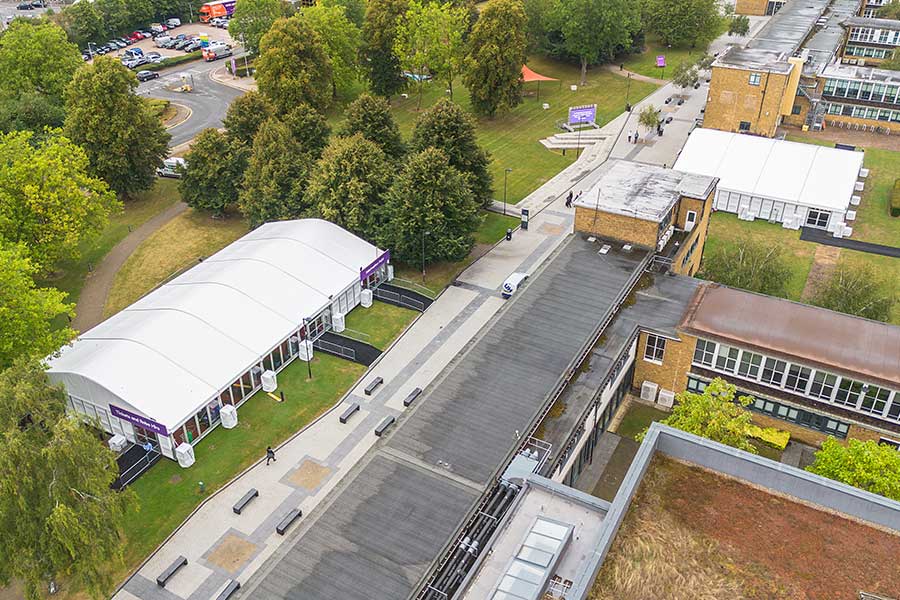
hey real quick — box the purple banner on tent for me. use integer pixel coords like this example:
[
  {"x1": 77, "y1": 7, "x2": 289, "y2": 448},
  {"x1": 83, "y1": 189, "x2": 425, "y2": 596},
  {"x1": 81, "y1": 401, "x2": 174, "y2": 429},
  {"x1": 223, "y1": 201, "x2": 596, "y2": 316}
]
[
  {"x1": 360, "y1": 250, "x2": 390, "y2": 282},
  {"x1": 656, "y1": 55, "x2": 666, "y2": 68},
  {"x1": 568, "y1": 104, "x2": 597, "y2": 125},
  {"x1": 110, "y1": 404, "x2": 168, "y2": 436}
]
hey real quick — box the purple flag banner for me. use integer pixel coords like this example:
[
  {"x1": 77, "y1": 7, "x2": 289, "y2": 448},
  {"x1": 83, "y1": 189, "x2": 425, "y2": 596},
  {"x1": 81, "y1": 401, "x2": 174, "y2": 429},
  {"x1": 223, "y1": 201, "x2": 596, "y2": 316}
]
[
  {"x1": 656, "y1": 55, "x2": 666, "y2": 68},
  {"x1": 110, "y1": 404, "x2": 168, "y2": 436},
  {"x1": 568, "y1": 104, "x2": 597, "y2": 125},
  {"x1": 361, "y1": 250, "x2": 390, "y2": 282}
]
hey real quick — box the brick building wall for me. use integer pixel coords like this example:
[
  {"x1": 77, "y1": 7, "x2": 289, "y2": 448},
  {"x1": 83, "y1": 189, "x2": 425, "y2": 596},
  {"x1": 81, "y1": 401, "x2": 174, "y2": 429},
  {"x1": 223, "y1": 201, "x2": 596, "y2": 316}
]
[{"x1": 573, "y1": 205, "x2": 659, "y2": 247}]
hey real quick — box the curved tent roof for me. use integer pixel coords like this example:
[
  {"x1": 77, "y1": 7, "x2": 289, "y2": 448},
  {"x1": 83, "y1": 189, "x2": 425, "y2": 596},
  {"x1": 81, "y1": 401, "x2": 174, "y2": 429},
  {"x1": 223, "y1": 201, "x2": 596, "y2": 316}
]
[{"x1": 48, "y1": 219, "x2": 382, "y2": 431}]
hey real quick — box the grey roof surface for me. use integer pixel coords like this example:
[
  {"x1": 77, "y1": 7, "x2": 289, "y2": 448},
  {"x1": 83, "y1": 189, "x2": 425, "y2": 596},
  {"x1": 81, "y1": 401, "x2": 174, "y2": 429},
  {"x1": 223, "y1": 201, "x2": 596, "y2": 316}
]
[
  {"x1": 842, "y1": 15, "x2": 900, "y2": 32},
  {"x1": 243, "y1": 236, "x2": 649, "y2": 600},
  {"x1": 573, "y1": 160, "x2": 717, "y2": 223}
]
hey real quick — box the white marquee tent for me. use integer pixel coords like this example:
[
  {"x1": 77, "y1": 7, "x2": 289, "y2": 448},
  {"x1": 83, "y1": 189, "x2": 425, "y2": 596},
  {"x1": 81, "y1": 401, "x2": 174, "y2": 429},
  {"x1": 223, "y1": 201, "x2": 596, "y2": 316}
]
[
  {"x1": 674, "y1": 129, "x2": 865, "y2": 233},
  {"x1": 47, "y1": 219, "x2": 389, "y2": 460}
]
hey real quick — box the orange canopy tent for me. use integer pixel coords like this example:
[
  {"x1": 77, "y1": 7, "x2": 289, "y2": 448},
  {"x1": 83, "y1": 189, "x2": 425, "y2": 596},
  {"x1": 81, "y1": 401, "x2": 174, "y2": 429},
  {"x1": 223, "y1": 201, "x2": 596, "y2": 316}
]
[{"x1": 521, "y1": 65, "x2": 559, "y2": 102}]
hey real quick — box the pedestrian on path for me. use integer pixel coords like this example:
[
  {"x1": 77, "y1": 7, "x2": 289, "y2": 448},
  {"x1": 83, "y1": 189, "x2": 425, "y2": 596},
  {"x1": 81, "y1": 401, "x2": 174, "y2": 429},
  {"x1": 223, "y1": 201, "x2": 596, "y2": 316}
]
[{"x1": 266, "y1": 446, "x2": 276, "y2": 465}]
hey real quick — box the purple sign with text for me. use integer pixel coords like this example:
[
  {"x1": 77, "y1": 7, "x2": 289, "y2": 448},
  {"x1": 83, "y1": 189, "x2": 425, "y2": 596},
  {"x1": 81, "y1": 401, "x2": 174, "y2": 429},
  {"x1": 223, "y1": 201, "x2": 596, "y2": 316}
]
[
  {"x1": 568, "y1": 104, "x2": 597, "y2": 125},
  {"x1": 656, "y1": 55, "x2": 666, "y2": 68},
  {"x1": 360, "y1": 250, "x2": 390, "y2": 282},
  {"x1": 110, "y1": 404, "x2": 168, "y2": 436}
]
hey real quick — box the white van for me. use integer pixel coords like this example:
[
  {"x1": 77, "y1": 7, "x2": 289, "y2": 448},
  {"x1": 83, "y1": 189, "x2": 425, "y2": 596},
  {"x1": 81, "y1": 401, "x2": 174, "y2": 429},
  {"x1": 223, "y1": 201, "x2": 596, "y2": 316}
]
[
  {"x1": 156, "y1": 157, "x2": 186, "y2": 178},
  {"x1": 501, "y1": 272, "x2": 529, "y2": 299}
]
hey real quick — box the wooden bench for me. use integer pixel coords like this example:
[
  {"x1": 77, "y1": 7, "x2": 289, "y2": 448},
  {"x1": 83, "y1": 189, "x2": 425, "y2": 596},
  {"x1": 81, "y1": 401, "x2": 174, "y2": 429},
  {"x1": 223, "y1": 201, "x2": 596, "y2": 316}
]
[
  {"x1": 364, "y1": 377, "x2": 384, "y2": 396},
  {"x1": 156, "y1": 555, "x2": 187, "y2": 587},
  {"x1": 375, "y1": 416, "x2": 395, "y2": 437},
  {"x1": 339, "y1": 402, "x2": 360, "y2": 424},
  {"x1": 232, "y1": 488, "x2": 258, "y2": 515},
  {"x1": 215, "y1": 580, "x2": 241, "y2": 600},
  {"x1": 276, "y1": 508, "x2": 303, "y2": 535},
  {"x1": 403, "y1": 387, "x2": 422, "y2": 407}
]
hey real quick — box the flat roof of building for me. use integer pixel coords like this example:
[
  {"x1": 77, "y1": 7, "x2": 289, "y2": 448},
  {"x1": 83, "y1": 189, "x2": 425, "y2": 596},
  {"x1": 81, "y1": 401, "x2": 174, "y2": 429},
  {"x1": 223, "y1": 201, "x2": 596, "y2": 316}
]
[
  {"x1": 822, "y1": 62, "x2": 900, "y2": 84},
  {"x1": 679, "y1": 283, "x2": 900, "y2": 389},
  {"x1": 573, "y1": 160, "x2": 717, "y2": 223},
  {"x1": 842, "y1": 15, "x2": 900, "y2": 31},
  {"x1": 243, "y1": 236, "x2": 650, "y2": 600},
  {"x1": 673, "y1": 128, "x2": 864, "y2": 212}
]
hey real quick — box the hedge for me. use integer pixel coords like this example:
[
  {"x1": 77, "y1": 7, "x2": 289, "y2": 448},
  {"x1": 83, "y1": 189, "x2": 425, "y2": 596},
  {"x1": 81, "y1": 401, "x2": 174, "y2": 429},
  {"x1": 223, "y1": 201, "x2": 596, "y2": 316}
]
[
  {"x1": 891, "y1": 178, "x2": 900, "y2": 217},
  {"x1": 145, "y1": 51, "x2": 202, "y2": 72},
  {"x1": 747, "y1": 424, "x2": 790, "y2": 451}
]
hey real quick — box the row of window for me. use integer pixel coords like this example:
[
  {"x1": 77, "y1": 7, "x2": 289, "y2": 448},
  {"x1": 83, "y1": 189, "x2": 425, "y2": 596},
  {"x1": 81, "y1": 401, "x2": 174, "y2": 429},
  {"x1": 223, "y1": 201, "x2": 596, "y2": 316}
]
[
  {"x1": 848, "y1": 27, "x2": 900, "y2": 46},
  {"x1": 693, "y1": 339, "x2": 900, "y2": 423},
  {"x1": 823, "y1": 78, "x2": 900, "y2": 105},
  {"x1": 824, "y1": 101, "x2": 900, "y2": 123},
  {"x1": 844, "y1": 45, "x2": 895, "y2": 59},
  {"x1": 686, "y1": 376, "x2": 851, "y2": 438}
]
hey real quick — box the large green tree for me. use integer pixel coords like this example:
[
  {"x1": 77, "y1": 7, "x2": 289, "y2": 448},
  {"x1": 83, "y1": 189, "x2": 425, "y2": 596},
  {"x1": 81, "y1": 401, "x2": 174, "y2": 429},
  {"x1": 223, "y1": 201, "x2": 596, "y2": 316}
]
[
  {"x1": 550, "y1": 0, "x2": 638, "y2": 85},
  {"x1": 308, "y1": 134, "x2": 393, "y2": 237},
  {"x1": 811, "y1": 261, "x2": 895, "y2": 322},
  {"x1": 363, "y1": 0, "x2": 408, "y2": 97},
  {"x1": 179, "y1": 129, "x2": 246, "y2": 217},
  {"x1": 381, "y1": 147, "x2": 482, "y2": 264},
  {"x1": 0, "y1": 130, "x2": 119, "y2": 274},
  {"x1": 0, "y1": 244, "x2": 74, "y2": 370},
  {"x1": 283, "y1": 103, "x2": 331, "y2": 159},
  {"x1": 64, "y1": 57, "x2": 170, "y2": 197},
  {"x1": 0, "y1": 359, "x2": 137, "y2": 600},
  {"x1": 223, "y1": 91, "x2": 274, "y2": 146},
  {"x1": 228, "y1": 0, "x2": 286, "y2": 55},
  {"x1": 239, "y1": 118, "x2": 315, "y2": 226},
  {"x1": 302, "y1": 4, "x2": 363, "y2": 99},
  {"x1": 339, "y1": 93, "x2": 406, "y2": 159},
  {"x1": 463, "y1": 0, "x2": 528, "y2": 117},
  {"x1": 807, "y1": 437, "x2": 900, "y2": 501},
  {"x1": 698, "y1": 237, "x2": 792, "y2": 298},
  {"x1": 255, "y1": 15, "x2": 335, "y2": 114},
  {"x1": 643, "y1": 0, "x2": 720, "y2": 48},
  {"x1": 411, "y1": 98, "x2": 493, "y2": 206}
]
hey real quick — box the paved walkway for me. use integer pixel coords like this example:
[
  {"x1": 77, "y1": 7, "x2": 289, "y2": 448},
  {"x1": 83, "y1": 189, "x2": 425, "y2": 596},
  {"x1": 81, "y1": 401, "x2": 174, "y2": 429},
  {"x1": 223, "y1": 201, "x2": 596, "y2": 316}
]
[
  {"x1": 72, "y1": 201, "x2": 187, "y2": 332},
  {"x1": 800, "y1": 226, "x2": 900, "y2": 258}
]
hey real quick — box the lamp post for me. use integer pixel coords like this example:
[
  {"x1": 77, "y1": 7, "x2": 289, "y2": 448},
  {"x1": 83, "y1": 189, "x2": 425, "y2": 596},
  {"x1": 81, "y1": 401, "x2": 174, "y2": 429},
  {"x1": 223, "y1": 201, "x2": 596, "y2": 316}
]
[
  {"x1": 302, "y1": 318, "x2": 312, "y2": 380},
  {"x1": 503, "y1": 168, "x2": 512, "y2": 216},
  {"x1": 421, "y1": 230, "x2": 431, "y2": 283}
]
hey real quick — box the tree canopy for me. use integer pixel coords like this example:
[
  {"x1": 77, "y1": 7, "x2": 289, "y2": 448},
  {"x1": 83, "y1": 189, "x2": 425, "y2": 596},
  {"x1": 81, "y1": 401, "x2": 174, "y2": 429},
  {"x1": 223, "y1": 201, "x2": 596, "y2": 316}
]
[
  {"x1": 179, "y1": 129, "x2": 246, "y2": 217},
  {"x1": 411, "y1": 98, "x2": 493, "y2": 206},
  {"x1": 643, "y1": 0, "x2": 720, "y2": 48},
  {"x1": 362, "y1": 0, "x2": 409, "y2": 97},
  {"x1": 0, "y1": 244, "x2": 74, "y2": 370},
  {"x1": 0, "y1": 130, "x2": 119, "y2": 274},
  {"x1": 463, "y1": 0, "x2": 528, "y2": 117},
  {"x1": 302, "y1": 4, "x2": 363, "y2": 99},
  {"x1": 698, "y1": 237, "x2": 792, "y2": 298},
  {"x1": 807, "y1": 437, "x2": 900, "y2": 501},
  {"x1": 339, "y1": 93, "x2": 406, "y2": 159},
  {"x1": 0, "y1": 359, "x2": 137, "y2": 600},
  {"x1": 223, "y1": 91, "x2": 274, "y2": 146},
  {"x1": 308, "y1": 134, "x2": 392, "y2": 237},
  {"x1": 811, "y1": 261, "x2": 895, "y2": 323},
  {"x1": 228, "y1": 0, "x2": 287, "y2": 55},
  {"x1": 255, "y1": 15, "x2": 335, "y2": 114},
  {"x1": 381, "y1": 147, "x2": 482, "y2": 264},
  {"x1": 64, "y1": 57, "x2": 170, "y2": 197}
]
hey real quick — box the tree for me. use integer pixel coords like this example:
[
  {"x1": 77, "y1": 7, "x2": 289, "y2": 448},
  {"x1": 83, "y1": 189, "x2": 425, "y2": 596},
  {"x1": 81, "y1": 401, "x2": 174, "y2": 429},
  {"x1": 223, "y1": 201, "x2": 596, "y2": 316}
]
[
  {"x1": 807, "y1": 437, "x2": 900, "y2": 500},
  {"x1": 698, "y1": 237, "x2": 792, "y2": 298},
  {"x1": 637, "y1": 103, "x2": 661, "y2": 132},
  {"x1": 228, "y1": 0, "x2": 285, "y2": 55},
  {"x1": 283, "y1": 102, "x2": 331, "y2": 159},
  {"x1": 255, "y1": 15, "x2": 334, "y2": 114},
  {"x1": 671, "y1": 61, "x2": 699, "y2": 92},
  {"x1": 0, "y1": 130, "x2": 119, "y2": 274},
  {"x1": 394, "y1": 0, "x2": 469, "y2": 102},
  {"x1": 223, "y1": 91, "x2": 274, "y2": 146},
  {"x1": 308, "y1": 134, "x2": 393, "y2": 237},
  {"x1": 550, "y1": 0, "x2": 638, "y2": 85},
  {"x1": 322, "y1": 0, "x2": 366, "y2": 27},
  {"x1": 728, "y1": 14, "x2": 750, "y2": 36},
  {"x1": 811, "y1": 261, "x2": 895, "y2": 322},
  {"x1": 0, "y1": 244, "x2": 74, "y2": 370},
  {"x1": 0, "y1": 359, "x2": 137, "y2": 600},
  {"x1": 463, "y1": 0, "x2": 528, "y2": 117},
  {"x1": 381, "y1": 148, "x2": 482, "y2": 263},
  {"x1": 179, "y1": 129, "x2": 245, "y2": 217},
  {"x1": 302, "y1": 4, "x2": 363, "y2": 99},
  {"x1": 363, "y1": 0, "x2": 408, "y2": 97},
  {"x1": 64, "y1": 57, "x2": 170, "y2": 197},
  {"x1": 239, "y1": 118, "x2": 315, "y2": 226},
  {"x1": 643, "y1": 0, "x2": 720, "y2": 48},
  {"x1": 411, "y1": 98, "x2": 493, "y2": 206},
  {"x1": 640, "y1": 377, "x2": 757, "y2": 453},
  {"x1": 338, "y1": 93, "x2": 406, "y2": 159}
]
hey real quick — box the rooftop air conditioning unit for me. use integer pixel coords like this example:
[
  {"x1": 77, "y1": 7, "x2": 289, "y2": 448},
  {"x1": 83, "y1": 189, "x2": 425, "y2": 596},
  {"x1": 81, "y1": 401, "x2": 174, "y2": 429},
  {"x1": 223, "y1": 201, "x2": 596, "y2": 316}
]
[
  {"x1": 641, "y1": 381, "x2": 659, "y2": 403},
  {"x1": 657, "y1": 389, "x2": 675, "y2": 408}
]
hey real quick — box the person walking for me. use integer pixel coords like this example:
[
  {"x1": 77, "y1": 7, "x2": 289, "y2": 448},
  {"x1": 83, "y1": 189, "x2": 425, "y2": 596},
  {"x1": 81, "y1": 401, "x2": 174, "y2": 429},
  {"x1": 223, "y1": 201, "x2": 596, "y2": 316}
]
[{"x1": 266, "y1": 446, "x2": 276, "y2": 465}]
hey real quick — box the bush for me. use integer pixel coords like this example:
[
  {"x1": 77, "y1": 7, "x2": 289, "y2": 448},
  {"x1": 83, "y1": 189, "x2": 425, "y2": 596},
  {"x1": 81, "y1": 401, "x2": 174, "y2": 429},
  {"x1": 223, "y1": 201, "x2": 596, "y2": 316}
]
[
  {"x1": 747, "y1": 424, "x2": 790, "y2": 450},
  {"x1": 145, "y1": 51, "x2": 203, "y2": 72},
  {"x1": 891, "y1": 178, "x2": 900, "y2": 217}
]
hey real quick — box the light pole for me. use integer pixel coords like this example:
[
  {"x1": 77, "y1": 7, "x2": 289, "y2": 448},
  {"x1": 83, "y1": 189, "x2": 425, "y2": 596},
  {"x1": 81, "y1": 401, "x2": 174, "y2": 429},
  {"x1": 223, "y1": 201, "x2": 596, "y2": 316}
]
[
  {"x1": 421, "y1": 230, "x2": 431, "y2": 283},
  {"x1": 503, "y1": 168, "x2": 512, "y2": 216}
]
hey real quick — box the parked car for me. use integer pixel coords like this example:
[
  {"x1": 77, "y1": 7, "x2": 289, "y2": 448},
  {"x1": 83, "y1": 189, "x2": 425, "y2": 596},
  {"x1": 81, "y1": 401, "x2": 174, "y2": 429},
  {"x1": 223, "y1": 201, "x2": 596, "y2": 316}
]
[
  {"x1": 157, "y1": 157, "x2": 186, "y2": 178},
  {"x1": 136, "y1": 70, "x2": 160, "y2": 82},
  {"x1": 16, "y1": 3, "x2": 34, "y2": 10}
]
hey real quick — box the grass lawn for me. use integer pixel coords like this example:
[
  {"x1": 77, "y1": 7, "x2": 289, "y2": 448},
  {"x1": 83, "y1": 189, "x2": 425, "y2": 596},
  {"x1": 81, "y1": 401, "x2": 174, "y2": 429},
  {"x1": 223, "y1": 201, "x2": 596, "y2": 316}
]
[
  {"x1": 104, "y1": 209, "x2": 249, "y2": 317},
  {"x1": 343, "y1": 301, "x2": 418, "y2": 349},
  {"x1": 37, "y1": 179, "x2": 181, "y2": 307},
  {"x1": 119, "y1": 353, "x2": 365, "y2": 573},
  {"x1": 614, "y1": 402, "x2": 670, "y2": 441}
]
